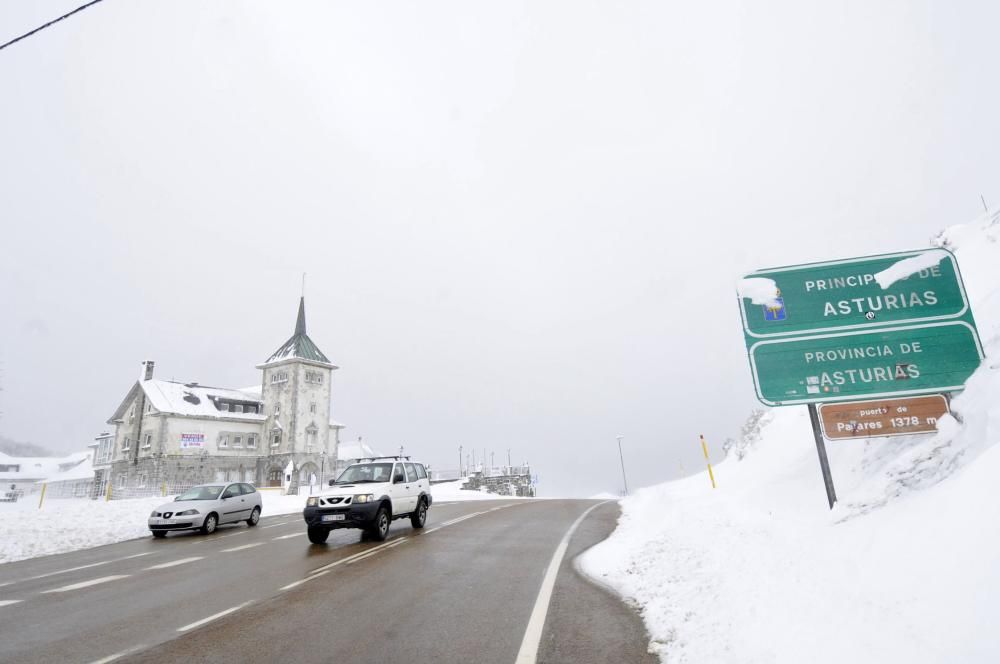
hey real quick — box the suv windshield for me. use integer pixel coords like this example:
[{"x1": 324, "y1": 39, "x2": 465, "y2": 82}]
[
  {"x1": 176, "y1": 485, "x2": 224, "y2": 501},
  {"x1": 334, "y1": 463, "x2": 394, "y2": 484}
]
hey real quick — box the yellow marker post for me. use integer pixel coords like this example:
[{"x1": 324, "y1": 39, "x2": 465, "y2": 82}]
[
  {"x1": 38, "y1": 483, "x2": 47, "y2": 509},
  {"x1": 162, "y1": 481, "x2": 167, "y2": 497},
  {"x1": 700, "y1": 435, "x2": 717, "y2": 489},
  {"x1": 106, "y1": 480, "x2": 112, "y2": 502}
]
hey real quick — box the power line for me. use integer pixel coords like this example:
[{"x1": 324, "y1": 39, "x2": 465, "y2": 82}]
[{"x1": 0, "y1": 0, "x2": 107, "y2": 52}]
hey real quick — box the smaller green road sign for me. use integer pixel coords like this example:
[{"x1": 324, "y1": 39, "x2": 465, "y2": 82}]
[
  {"x1": 739, "y1": 249, "x2": 970, "y2": 339},
  {"x1": 749, "y1": 321, "x2": 983, "y2": 406}
]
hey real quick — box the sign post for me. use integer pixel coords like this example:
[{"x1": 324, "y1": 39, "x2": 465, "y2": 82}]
[
  {"x1": 738, "y1": 248, "x2": 983, "y2": 509},
  {"x1": 807, "y1": 405, "x2": 837, "y2": 509}
]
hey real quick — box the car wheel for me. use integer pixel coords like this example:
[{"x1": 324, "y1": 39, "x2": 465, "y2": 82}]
[
  {"x1": 152, "y1": 531, "x2": 167, "y2": 539},
  {"x1": 368, "y1": 506, "x2": 390, "y2": 542},
  {"x1": 201, "y1": 513, "x2": 218, "y2": 535},
  {"x1": 247, "y1": 506, "x2": 261, "y2": 527},
  {"x1": 307, "y1": 526, "x2": 330, "y2": 544},
  {"x1": 410, "y1": 499, "x2": 427, "y2": 529}
]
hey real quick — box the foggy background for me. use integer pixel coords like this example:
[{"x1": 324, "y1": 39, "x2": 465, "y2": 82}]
[{"x1": 1, "y1": 1, "x2": 998, "y2": 496}]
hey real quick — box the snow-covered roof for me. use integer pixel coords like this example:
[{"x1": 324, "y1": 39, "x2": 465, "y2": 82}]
[
  {"x1": 337, "y1": 440, "x2": 381, "y2": 460},
  {"x1": 0, "y1": 450, "x2": 91, "y2": 482},
  {"x1": 108, "y1": 379, "x2": 266, "y2": 423},
  {"x1": 141, "y1": 380, "x2": 266, "y2": 420},
  {"x1": 34, "y1": 451, "x2": 94, "y2": 485}
]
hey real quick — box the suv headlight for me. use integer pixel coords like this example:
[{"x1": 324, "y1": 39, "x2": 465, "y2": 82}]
[
  {"x1": 353, "y1": 494, "x2": 375, "y2": 503},
  {"x1": 306, "y1": 497, "x2": 318, "y2": 507},
  {"x1": 150, "y1": 511, "x2": 161, "y2": 518},
  {"x1": 175, "y1": 509, "x2": 199, "y2": 516}
]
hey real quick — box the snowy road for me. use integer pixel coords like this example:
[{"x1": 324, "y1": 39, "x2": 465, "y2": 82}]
[{"x1": 0, "y1": 499, "x2": 653, "y2": 664}]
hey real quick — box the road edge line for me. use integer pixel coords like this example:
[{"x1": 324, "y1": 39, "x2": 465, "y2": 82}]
[{"x1": 514, "y1": 501, "x2": 610, "y2": 664}]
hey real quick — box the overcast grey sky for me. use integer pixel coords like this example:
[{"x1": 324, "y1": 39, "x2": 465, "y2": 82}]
[{"x1": 2, "y1": 1, "x2": 999, "y2": 496}]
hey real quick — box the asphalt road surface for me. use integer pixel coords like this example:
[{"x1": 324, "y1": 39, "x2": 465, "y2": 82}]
[{"x1": 0, "y1": 499, "x2": 655, "y2": 664}]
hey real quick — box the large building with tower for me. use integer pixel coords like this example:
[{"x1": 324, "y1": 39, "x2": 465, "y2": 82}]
[{"x1": 98, "y1": 298, "x2": 343, "y2": 496}]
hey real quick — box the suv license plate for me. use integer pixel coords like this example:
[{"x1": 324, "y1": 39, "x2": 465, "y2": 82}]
[{"x1": 322, "y1": 514, "x2": 346, "y2": 522}]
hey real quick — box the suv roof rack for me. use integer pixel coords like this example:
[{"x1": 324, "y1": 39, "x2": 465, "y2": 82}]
[{"x1": 352, "y1": 455, "x2": 411, "y2": 462}]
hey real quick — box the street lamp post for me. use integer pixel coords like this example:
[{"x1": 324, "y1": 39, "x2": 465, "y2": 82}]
[{"x1": 617, "y1": 435, "x2": 629, "y2": 496}]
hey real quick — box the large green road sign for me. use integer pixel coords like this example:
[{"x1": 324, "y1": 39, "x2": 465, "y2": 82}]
[
  {"x1": 739, "y1": 249, "x2": 971, "y2": 339},
  {"x1": 738, "y1": 249, "x2": 984, "y2": 406},
  {"x1": 748, "y1": 322, "x2": 983, "y2": 406}
]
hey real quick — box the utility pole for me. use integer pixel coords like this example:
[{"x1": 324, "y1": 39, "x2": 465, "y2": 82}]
[
  {"x1": 507, "y1": 448, "x2": 511, "y2": 468},
  {"x1": 459, "y1": 445, "x2": 463, "y2": 477},
  {"x1": 616, "y1": 435, "x2": 629, "y2": 496}
]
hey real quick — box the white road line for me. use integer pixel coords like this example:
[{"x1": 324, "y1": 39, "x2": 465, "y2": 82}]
[
  {"x1": 177, "y1": 601, "x2": 253, "y2": 632},
  {"x1": 272, "y1": 533, "x2": 304, "y2": 540},
  {"x1": 515, "y1": 501, "x2": 610, "y2": 664},
  {"x1": 280, "y1": 570, "x2": 329, "y2": 591},
  {"x1": 144, "y1": 557, "x2": 203, "y2": 570},
  {"x1": 0, "y1": 552, "x2": 154, "y2": 588},
  {"x1": 88, "y1": 644, "x2": 147, "y2": 664},
  {"x1": 41, "y1": 575, "x2": 131, "y2": 594},
  {"x1": 261, "y1": 522, "x2": 291, "y2": 529},
  {"x1": 0, "y1": 600, "x2": 22, "y2": 607},
  {"x1": 215, "y1": 531, "x2": 249, "y2": 539},
  {"x1": 220, "y1": 542, "x2": 263, "y2": 553},
  {"x1": 346, "y1": 538, "x2": 408, "y2": 565}
]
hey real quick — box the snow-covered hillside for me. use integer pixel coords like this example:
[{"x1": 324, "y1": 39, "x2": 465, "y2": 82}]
[{"x1": 581, "y1": 210, "x2": 1000, "y2": 663}]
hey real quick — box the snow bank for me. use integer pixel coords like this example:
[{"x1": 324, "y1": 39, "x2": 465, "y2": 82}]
[
  {"x1": 582, "y1": 211, "x2": 1000, "y2": 663},
  {"x1": 0, "y1": 490, "x2": 309, "y2": 564}
]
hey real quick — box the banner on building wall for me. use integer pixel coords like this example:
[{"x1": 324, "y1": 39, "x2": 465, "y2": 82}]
[{"x1": 180, "y1": 433, "x2": 205, "y2": 448}]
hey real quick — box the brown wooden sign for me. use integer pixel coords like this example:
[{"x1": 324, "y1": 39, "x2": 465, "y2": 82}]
[{"x1": 818, "y1": 395, "x2": 949, "y2": 440}]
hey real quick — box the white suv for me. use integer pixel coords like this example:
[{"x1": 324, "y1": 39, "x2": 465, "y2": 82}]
[{"x1": 303, "y1": 457, "x2": 432, "y2": 544}]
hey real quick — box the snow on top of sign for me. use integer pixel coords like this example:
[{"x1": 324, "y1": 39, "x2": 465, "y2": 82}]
[
  {"x1": 737, "y1": 277, "x2": 781, "y2": 307},
  {"x1": 874, "y1": 249, "x2": 949, "y2": 290}
]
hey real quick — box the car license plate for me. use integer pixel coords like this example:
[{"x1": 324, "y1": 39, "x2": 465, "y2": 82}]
[{"x1": 322, "y1": 514, "x2": 345, "y2": 522}]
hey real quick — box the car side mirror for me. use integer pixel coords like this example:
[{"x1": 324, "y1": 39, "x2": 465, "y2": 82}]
[{"x1": 328, "y1": 479, "x2": 336, "y2": 487}]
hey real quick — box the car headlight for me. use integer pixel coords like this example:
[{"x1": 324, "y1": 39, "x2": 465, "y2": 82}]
[
  {"x1": 175, "y1": 509, "x2": 199, "y2": 516},
  {"x1": 150, "y1": 511, "x2": 161, "y2": 518},
  {"x1": 353, "y1": 494, "x2": 375, "y2": 503},
  {"x1": 306, "y1": 497, "x2": 318, "y2": 507}
]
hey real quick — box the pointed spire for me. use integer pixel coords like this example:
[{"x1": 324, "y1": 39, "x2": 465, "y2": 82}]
[{"x1": 295, "y1": 296, "x2": 307, "y2": 336}]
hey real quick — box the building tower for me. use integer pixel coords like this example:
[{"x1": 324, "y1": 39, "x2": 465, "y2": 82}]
[{"x1": 258, "y1": 297, "x2": 338, "y2": 490}]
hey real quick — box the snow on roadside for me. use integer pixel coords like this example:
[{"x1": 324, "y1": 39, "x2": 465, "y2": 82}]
[
  {"x1": 0, "y1": 490, "x2": 308, "y2": 565},
  {"x1": 581, "y1": 211, "x2": 1000, "y2": 663},
  {"x1": 430, "y1": 479, "x2": 532, "y2": 501}
]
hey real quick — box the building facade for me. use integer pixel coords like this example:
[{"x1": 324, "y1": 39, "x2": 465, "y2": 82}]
[{"x1": 103, "y1": 298, "x2": 343, "y2": 496}]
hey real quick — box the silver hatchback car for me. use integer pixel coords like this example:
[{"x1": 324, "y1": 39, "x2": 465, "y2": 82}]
[{"x1": 149, "y1": 483, "x2": 263, "y2": 538}]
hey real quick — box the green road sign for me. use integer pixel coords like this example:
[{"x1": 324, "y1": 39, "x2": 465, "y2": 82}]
[
  {"x1": 739, "y1": 249, "x2": 971, "y2": 339},
  {"x1": 748, "y1": 322, "x2": 983, "y2": 406}
]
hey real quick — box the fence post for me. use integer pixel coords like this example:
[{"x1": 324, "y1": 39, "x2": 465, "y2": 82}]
[
  {"x1": 700, "y1": 435, "x2": 717, "y2": 489},
  {"x1": 38, "y1": 483, "x2": 47, "y2": 509}
]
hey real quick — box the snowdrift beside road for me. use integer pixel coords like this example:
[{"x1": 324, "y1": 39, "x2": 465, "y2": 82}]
[{"x1": 581, "y1": 211, "x2": 1000, "y2": 663}]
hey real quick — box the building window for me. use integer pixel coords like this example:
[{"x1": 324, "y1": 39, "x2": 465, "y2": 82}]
[
  {"x1": 247, "y1": 405, "x2": 257, "y2": 414},
  {"x1": 233, "y1": 435, "x2": 243, "y2": 448},
  {"x1": 271, "y1": 372, "x2": 288, "y2": 384},
  {"x1": 117, "y1": 473, "x2": 127, "y2": 488},
  {"x1": 247, "y1": 435, "x2": 257, "y2": 449},
  {"x1": 137, "y1": 473, "x2": 147, "y2": 488},
  {"x1": 146, "y1": 403, "x2": 153, "y2": 414},
  {"x1": 219, "y1": 435, "x2": 229, "y2": 449},
  {"x1": 316, "y1": 374, "x2": 323, "y2": 384},
  {"x1": 235, "y1": 404, "x2": 244, "y2": 414},
  {"x1": 128, "y1": 405, "x2": 135, "y2": 423},
  {"x1": 310, "y1": 402, "x2": 316, "y2": 414},
  {"x1": 306, "y1": 428, "x2": 317, "y2": 451},
  {"x1": 271, "y1": 433, "x2": 281, "y2": 448},
  {"x1": 122, "y1": 437, "x2": 131, "y2": 452},
  {"x1": 274, "y1": 403, "x2": 281, "y2": 416},
  {"x1": 143, "y1": 434, "x2": 152, "y2": 449},
  {"x1": 305, "y1": 371, "x2": 325, "y2": 385}
]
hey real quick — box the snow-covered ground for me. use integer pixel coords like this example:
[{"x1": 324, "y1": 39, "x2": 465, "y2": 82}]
[
  {"x1": 580, "y1": 210, "x2": 1000, "y2": 663},
  {"x1": 0, "y1": 489, "x2": 309, "y2": 564},
  {"x1": 0, "y1": 480, "x2": 523, "y2": 564}
]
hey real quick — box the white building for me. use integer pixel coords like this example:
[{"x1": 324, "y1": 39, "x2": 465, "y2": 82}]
[{"x1": 102, "y1": 297, "x2": 344, "y2": 496}]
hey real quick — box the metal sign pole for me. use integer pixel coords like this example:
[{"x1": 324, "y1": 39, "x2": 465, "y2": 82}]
[{"x1": 807, "y1": 404, "x2": 837, "y2": 509}]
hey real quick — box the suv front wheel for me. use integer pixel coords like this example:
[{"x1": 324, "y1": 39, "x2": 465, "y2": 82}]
[
  {"x1": 368, "y1": 506, "x2": 390, "y2": 542},
  {"x1": 307, "y1": 525, "x2": 330, "y2": 544},
  {"x1": 410, "y1": 499, "x2": 427, "y2": 529}
]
